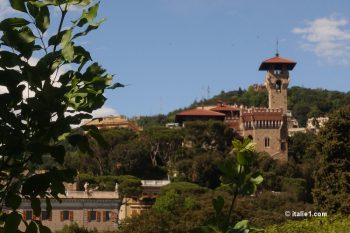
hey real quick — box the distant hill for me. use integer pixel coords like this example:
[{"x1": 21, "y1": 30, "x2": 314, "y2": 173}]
[{"x1": 134, "y1": 86, "x2": 350, "y2": 127}]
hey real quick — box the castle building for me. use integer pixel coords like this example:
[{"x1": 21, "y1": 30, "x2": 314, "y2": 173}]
[
  {"x1": 240, "y1": 53, "x2": 296, "y2": 161},
  {"x1": 175, "y1": 53, "x2": 297, "y2": 161}
]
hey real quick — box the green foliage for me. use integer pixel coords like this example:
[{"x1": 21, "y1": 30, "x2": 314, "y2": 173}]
[
  {"x1": 141, "y1": 126, "x2": 184, "y2": 167},
  {"x1": 288, "y1": 132, "x2": 316, "y2": 163},
  {"x1": 55, "y1": 223, "x2": 97, "y2": 233},
  {"x1": 78, "y1": 174, "x2": 142, "y2": 197},
  {"x1": 265, "y1": 215, "x2": 350, "y2": 233},
  {"x1": 191, "y1": 153, "x2": 224, "y2": 188},
  {"x1": 0, "y1": 1, "x2": 122, "y2": 231},
  {"x1": 154, "y1": 183, "x2": 204, "y2": 214},
  {"x1": 153, "y1": 189, "x2": 182, "y2": 213},
  {"x1": 184, "y1": 121, "x2": 236, "y2": 153},
  {"x1": 312, "y1": 105, "x2": 350, "y2": 214},
  {"x1": 160, "y1": 182, "x2": 207, "y2": 195},
  {"x1": 117, "y1": 189, "x2": 215, "y2": 233},
  {"x1": 280, "y1": 177, "x2": 307, "y2": 202},
  {"x1": 191, "y1": 138, "x2": 263, "y2": 233},
  {"x1": 135, "y1": 114, "x2": 171, "y2": 127}
]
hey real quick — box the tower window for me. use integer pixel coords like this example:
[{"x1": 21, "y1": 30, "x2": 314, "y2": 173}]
[
  {"x1": 264, "y1": 137, "x2": 270, "y2": 148},
  {"x1": 281, "y1": 142, "x2": 286, "y2": 151},
  {"x1": 275, "y1": 80, "x2": 282, "y2": 92}
]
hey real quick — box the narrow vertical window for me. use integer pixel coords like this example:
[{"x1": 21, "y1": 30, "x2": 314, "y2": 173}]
[
  {"x1": 264, "y1": 137, "x2": 270, "y2": 148},
  {"x1": 275, "y1": 80, "x2": 282, "y2": 92},
  {"x1": 97, "y1": 211, "x2": 101, "y2": 222},
  {"x1": 69, "y1": 211, "x2": 74, "y2": 222}
]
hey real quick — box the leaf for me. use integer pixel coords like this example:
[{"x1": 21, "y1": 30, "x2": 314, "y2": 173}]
[
  {"x1": 72, "y1": 18, "x2": 106, "y2": 39},
  {"x1": 2, "y1": 26, "x2": 36, "y2": 58},
  {"x1": 236, "y1": 151, "x2": 252, "y2": 166},
  {"x1": 233, "y1": 220, "x2": 249, "y2": 230},
  {"x1": 0, "y1": 18, "x2": 30, "y2": 30},
  {"x1": 27, "y1": 2, "x2": 40, "y2": 18},
  {"x1": 61, "y1": 29, "x2": 74, "y2": 61},
  {"x1": 25, "y1": 221, "x2": 38, "y2": 233},
  {"x1": 250, "y1": 173, "x2": 263, "y2": 185},
  {"x1": 212, "y1": 196, "x2": 224, "y2": 214},
  {"x1": 5, "y1": 193, "x2": 22, "y2": 210},
  {"x1": 21, "y1": 174, "x2": 51, "y2": 197},
  {"x1": 37, "y1": 222, "x2": 51, "y2": 233},
  {"x1": 31, "y1": 198, "x2": 41, "y2": 217},
  {"x1": 3, "y1": 212, "x2": 21, "y2": 233},
  {"x1": 0, "y1": 51, "x2": 23, "y2": 68},
  {"x1": 68, "y1": 134, "x2": 93, "y2": 154},
  {"x1": 48, "y1": 29, "x2": 69, "y2": 46},
  {"x1": 50, "y1": 145, "x2": 65, "y2": 164},
  {"x1": 107, "y1": 82, "x2": 125, "y2": 89},
  {"x1": 9, "y1": 0, "x2": 27, "y2": 13},
  {"x1": 30, "y1": 1, "x2": 58, "y2": 7},
  {"x1": 74, "y1": 2, "x2": 100, "y2": 27},
  {"x1": 36, "y1": 51, "x2": 62, "y2": 75},
  {"x1": 35, "y1": 6, "x2": 50, "y2": 33},
  {"x1": 81, "y1": 125, "x2": 109, "y2": 148},
  {"x1": 0, "y1": 70, "x2": 22, "y2": 87},
  {"x1": 69, "y1": 0, "x2": 92, "y2": 6}
]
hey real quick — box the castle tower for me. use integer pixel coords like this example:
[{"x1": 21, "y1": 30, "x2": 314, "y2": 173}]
[
  {"x1": 240, "y1": 53, "x2": 296, "y2": 162},
  {"x1": 259, "y1": 53, "x2": 296, "y2": 114}
]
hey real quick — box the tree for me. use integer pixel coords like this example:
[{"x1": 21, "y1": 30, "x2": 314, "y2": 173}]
[
  {"x1": 0, "y1": 1, "x2": 120, "y2": 232},
  {"x1": 88, "y1": 128, "x2": 138, "y2": 176},
  {"x1": 312, "y1": 105, "x2": 350, "y2": 214},
  {"x1": 141, "y1": 126, "x2": 184, "y2": 167},
  {"x1": 191, "y1": 138, "x2": 263, "y2": 233},
  {"x1": 184, "y1": 121, "x2": 236, "y2": 153},
  {"x1": 288, "y1": 132, "x2": 316, "y2": 163}
]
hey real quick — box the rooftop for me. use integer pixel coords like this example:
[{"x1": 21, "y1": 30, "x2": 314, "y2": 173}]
[
  {"x1": 259, "y1": 53, "x2": 296, "y2": 71},
  {"x1": 176, "y1": 108, "x2": 226, "y2": 117}
]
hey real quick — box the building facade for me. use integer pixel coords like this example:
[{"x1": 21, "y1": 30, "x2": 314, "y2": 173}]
[{"x1": 17, "y1": 191, "x2": 120, "y2": 232}]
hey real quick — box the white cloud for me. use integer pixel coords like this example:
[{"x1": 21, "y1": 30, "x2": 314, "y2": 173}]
[
  {"x1": 91, "y1": 106, "x2": 119, "y2": 118},
  {"x1": 293, "y1": 17, "x2": 350, "y2": 64}
]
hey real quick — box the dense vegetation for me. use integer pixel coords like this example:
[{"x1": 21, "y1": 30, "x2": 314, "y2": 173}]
[
  {"x1": 0, "y1": 1, "x2": 122, "y2": 232},
  {"x1": 63, "y1": 104, "x2": 350, "y2": 233},
  {"x1": 1, "y1": 0, "x2": 349, "y2": 232}
]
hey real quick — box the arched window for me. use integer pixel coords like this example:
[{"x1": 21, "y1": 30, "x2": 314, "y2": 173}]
[{"x1": 264, "y1": 137, "x2": 270, "y2": 148}]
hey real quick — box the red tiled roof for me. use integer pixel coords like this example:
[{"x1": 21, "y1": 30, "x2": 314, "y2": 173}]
[
  {"x1": 259, "y1": 54, "x2": 296, "y2": 71},
  {"x1": 176, "y1": 109, "x2": 225, "y2": 117}
]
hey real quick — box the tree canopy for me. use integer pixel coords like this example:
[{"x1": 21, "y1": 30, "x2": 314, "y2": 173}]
[{"x1": 0, "y1": 0, "x2": 121, "y2": 232}]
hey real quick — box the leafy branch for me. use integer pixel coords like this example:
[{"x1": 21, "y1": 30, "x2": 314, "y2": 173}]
[
  {"x1": 190, "y1": 138, "x2": 264, "y2": 233},
  {"x1": 0, "y1": 0, "x2": 122, "y2": 232}
]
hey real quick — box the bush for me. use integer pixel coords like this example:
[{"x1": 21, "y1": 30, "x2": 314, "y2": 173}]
[
  {"x1": 55, "y1": 223, "x2": 97, "y2": 233},
  {"x1": 280, "y1": 177, "x2": 307, "y2": 202},
  {"x1": 160, "y1": 182, "x2": 207, "y2": 195},
  {"x1": 265, "y1": 215, "x2": 350, "y2": 233}
]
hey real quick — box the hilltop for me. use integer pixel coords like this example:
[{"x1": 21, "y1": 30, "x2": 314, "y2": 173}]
[{"x1": 135, "y1": 86, "x2": 350, "y2": 127}]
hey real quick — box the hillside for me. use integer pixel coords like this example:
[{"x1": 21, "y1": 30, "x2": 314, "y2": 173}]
[{"x1": 136, "y1": 86, "x2": 350, "y2": 127}]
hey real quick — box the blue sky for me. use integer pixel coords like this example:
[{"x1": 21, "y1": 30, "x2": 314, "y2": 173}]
[{"x1": 2, "y1": 0, "x2": 350, "y2": 117}]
